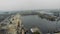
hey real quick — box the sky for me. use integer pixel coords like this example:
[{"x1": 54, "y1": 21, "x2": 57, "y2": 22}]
[{"x1": 0, "y1": 0, "x2": 60, "y2": 11}]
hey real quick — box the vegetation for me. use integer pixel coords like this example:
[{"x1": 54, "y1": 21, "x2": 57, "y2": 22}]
[{"x1": 33, "y1": 31, "x2": 40, "y2": 34}]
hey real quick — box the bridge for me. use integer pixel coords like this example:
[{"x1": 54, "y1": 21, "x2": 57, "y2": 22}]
[{"x1": 0, "y1": 13, "x2": 26, "y2": 34}]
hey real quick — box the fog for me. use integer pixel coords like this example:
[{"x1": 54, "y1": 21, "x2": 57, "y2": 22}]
[{"x1": 0, "y1": 0, "x2": 60, "y2": 11}]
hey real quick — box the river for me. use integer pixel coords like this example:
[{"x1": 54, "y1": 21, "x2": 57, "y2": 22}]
[{"x1": 21, "y1": 15, "x2": 60, "y2": 33}]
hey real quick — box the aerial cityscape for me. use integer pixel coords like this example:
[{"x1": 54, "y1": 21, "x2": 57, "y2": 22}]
[
  {"x1": 0, "y1": 9, "x2": 60, "y2": 34},
  {"x1": 0, "y1": 0, "x2": 60, "y2": 34}
]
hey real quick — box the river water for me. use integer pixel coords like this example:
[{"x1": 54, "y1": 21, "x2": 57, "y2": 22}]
[{"x1": 21, "y1": 15, "x2": 60, "y2": 33}]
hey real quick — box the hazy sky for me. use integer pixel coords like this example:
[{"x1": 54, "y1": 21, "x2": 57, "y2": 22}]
[{"x1": 0, "y1": 0, "x2": 60, "y2": 11}]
